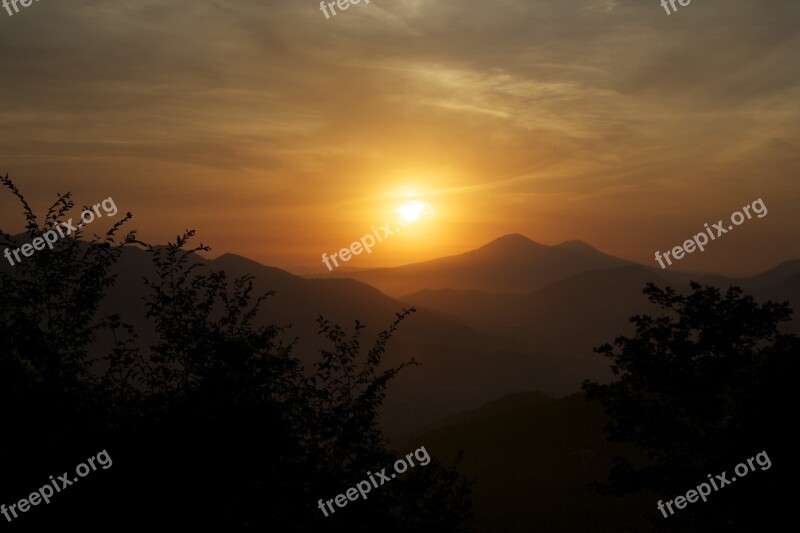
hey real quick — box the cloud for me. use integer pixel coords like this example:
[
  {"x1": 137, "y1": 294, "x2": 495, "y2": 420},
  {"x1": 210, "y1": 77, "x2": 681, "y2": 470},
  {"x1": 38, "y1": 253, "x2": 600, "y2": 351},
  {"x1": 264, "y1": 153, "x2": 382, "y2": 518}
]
[{"x1": 0, "y1": 0, "x2": 798, "y2": 272}]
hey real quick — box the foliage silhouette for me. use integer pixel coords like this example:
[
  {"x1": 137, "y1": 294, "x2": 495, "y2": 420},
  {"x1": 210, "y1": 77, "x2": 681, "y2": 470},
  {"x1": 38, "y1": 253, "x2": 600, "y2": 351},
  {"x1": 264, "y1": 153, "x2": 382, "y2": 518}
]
[
  {"x1": 0, "y1": 175, "x2": 473, "y2": 532},
  {"x1": 583, "y1": 282, "x2": 797, "y2": 531}
]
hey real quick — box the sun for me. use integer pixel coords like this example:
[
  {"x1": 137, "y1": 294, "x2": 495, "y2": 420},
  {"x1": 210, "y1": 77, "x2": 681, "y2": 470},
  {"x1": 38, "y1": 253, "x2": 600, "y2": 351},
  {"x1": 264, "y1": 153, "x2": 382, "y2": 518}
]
[{"x1": 395, "y1": 201, "x2": 428, "y2": 225}]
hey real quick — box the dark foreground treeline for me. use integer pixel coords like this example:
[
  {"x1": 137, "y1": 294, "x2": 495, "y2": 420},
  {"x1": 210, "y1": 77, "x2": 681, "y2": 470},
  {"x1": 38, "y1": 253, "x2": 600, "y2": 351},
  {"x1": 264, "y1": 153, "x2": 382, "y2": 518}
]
[{"x1": 0, "y1": 176, "x2": 473, "y2": 532}]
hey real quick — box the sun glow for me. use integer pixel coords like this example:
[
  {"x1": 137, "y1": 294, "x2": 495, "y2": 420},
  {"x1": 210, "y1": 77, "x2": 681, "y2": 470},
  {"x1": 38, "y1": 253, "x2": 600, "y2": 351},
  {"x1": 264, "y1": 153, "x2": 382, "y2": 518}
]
[{"x1": 395, "y1": 200, "x2": 428, "y2": 225}]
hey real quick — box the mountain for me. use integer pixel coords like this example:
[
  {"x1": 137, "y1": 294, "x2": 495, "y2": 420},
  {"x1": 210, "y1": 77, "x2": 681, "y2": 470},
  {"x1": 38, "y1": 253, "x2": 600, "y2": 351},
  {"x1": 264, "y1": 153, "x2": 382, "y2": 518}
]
[
  {"x1": 403, "y1": 391, "x2": 654, "y2": 532},
  {"x1": 683, "y1": 259, "x2": 800, "y2": 335},
  {"x1": 89, "y1": 239, "x2": 800, "y2": 437},
  {"x1": 8, "y1": 234, "x2": 796, "y2": 440},
  {"x1": 401, "y1": 259, "x2": 800, "y2": 385},
  {"x1": 402, "y1": 265, "x2": 668, "y2": 386},
  {"x1": 700, "y1": 259, "x2": 800, "y2": 291},
  {"x1": 80, "y1": 247, "x2": 571, "y2": 438},
  {"x1": 318, "y1": 234, "x2": 636, "y2": 297}
]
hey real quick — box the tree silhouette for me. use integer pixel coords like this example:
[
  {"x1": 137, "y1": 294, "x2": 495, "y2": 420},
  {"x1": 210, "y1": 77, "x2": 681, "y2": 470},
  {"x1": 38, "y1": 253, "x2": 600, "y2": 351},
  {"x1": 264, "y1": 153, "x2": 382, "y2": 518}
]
[
  {"x1": 583, "y1": 282, "x2": 798, "y2": 531},
  {"x1": 0, "y1": 175, "x2": 473, "y2": 531},
  {"x1": 0, "y1": 174, "x2": 136, "y2": 506}
]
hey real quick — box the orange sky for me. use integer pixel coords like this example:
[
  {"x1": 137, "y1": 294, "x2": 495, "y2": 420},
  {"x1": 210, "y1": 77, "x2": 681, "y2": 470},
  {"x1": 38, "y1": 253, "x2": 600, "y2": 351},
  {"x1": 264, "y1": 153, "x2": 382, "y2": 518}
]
[{"x1": 1, "y1": 0, "x2": 798, "y2": 275}]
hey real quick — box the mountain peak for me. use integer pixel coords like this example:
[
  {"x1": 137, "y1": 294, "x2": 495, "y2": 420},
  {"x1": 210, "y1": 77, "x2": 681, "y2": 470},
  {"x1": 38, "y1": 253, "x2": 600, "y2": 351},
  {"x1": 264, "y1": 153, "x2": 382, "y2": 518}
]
[
  {"x1": 322, "y1": 233, "x2": 633, "y2": 296},
  {"x1": 494, "y1": 233, "x2": 537, "y2": 243},
  {"x1": 479, "y1": 234, "x2": 546, "y2": 252}
]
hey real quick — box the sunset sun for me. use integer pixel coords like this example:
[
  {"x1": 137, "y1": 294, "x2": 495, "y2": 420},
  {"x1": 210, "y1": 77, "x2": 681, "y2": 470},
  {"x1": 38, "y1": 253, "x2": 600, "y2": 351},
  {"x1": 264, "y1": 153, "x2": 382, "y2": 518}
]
[{"x1": 395, "y1": 200, "x2": 428, "y2": 225}]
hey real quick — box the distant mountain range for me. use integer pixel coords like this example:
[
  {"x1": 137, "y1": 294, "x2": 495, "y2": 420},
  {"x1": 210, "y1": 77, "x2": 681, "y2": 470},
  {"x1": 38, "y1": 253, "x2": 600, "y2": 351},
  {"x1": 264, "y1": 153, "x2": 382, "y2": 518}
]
[
  {"x1": 95, "y1": 235, "x2": 800, "y2": 437},
  {"x1": 318, "y1": 234, "x2": 640, "y2": 296},
  {"x1": 320, "y1": 235, "x2": 800, "y2": 434},
  {"x1": 8, "y1": 233, "x2": 797, "y2": 439}
]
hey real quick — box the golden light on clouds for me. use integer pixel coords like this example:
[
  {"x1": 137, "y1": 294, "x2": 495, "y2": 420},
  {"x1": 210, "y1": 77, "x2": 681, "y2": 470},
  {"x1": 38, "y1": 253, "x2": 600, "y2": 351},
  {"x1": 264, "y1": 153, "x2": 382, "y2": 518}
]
[{"x1": 0, "y1": 0, "x2": 797, "y2": 274}]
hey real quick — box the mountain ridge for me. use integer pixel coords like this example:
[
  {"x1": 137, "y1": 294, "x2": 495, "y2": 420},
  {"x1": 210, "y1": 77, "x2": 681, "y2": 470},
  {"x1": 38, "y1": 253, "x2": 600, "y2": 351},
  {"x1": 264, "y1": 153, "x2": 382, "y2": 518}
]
[{"x1": 317, "y1": 233, "x2": 637, "y2": 296}]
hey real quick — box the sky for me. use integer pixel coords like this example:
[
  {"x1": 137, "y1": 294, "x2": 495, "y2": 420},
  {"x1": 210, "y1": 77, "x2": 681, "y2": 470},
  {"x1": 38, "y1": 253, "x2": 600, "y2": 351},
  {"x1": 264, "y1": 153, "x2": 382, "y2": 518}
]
[{"x1": 0, "y1": 0, "x2": 798, "y2": 275}]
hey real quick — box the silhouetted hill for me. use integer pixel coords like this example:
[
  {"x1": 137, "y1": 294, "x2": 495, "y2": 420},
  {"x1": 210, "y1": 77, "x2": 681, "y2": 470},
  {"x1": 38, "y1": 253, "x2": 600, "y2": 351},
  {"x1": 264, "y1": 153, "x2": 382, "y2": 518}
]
[
  {"x1": 85, "y1": 247, "x2": 574, "y2": 438},
  {"x1": 10, "y1": 235, "x2": 796, "y2": 441},
  {"x1": 512, "y1": 264, "x2": 666, "y2": 353},
  {"x1": 402, "y1": 261, "x2": 800, "y2": 387},
  {"x1": 405, "y1": 391, "x2": 653, "y2": 532},
  {"x1": 700, "y1": 259, "x2": 800, "y2": 291},
  {"x1": 403, "y1": 265, "x2": 668, "y2": 385},
  {"x1": 691, "y1": 259, "x2": 800, "y2": 332},
  {"x1": 400, "y1": 288, "x2": 523, "y2": 330},
  {"x1": 319, "y1": 234, "x2": 635, "y2": 297}
]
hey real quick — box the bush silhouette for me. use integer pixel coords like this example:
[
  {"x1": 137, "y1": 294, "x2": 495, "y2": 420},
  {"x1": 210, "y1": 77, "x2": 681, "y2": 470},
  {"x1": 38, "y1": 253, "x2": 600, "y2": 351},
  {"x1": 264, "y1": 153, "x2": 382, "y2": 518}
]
[
  {"x1": 0, "y1": 175, "x2": 473, "y2": 531},
  {"x1": 583, "y1": 282, "x2": 797, "y2": 531}
]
